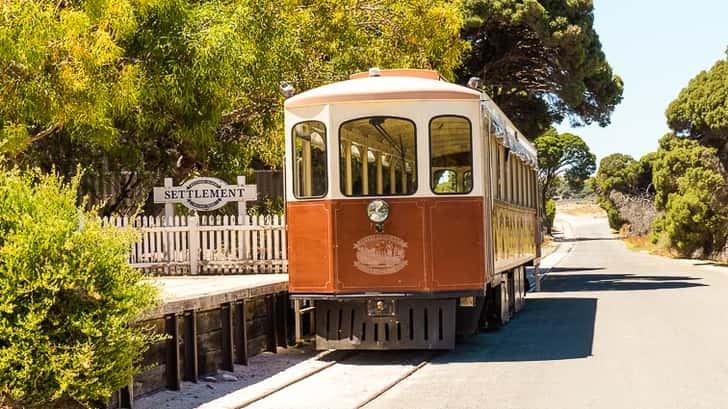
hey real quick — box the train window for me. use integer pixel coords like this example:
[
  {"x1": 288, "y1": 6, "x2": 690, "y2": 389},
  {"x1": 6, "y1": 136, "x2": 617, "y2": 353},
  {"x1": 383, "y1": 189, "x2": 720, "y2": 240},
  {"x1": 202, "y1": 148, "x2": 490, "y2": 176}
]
[
  {"x1": 430, "y1": 116, "x2": 473, "y2": 194},
  {"x1": 339, "y1": 117, "x2": 417, "y2": 196},
  {"x1": 292, "y1": 121, "x2": 328, "y2": 198}
]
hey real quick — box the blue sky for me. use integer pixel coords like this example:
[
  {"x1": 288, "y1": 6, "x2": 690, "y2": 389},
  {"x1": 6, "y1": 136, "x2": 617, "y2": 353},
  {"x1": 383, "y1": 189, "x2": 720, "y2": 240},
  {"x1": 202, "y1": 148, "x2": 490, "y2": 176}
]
[{"x1": 556, "y1": 0, "x2": 728, "y2": 166}]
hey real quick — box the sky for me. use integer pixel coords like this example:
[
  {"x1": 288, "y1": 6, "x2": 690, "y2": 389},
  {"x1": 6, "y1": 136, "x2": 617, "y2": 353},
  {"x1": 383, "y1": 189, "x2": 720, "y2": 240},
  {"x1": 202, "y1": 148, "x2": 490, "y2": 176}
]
[{"x1": 556, "y1": 0, "x2": 728, "y2": 166}]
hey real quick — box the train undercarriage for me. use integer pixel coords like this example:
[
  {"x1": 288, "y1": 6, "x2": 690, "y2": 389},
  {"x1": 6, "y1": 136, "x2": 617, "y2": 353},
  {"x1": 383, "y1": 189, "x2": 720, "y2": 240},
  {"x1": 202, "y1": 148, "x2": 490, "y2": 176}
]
[{"x1": 297, "y1": 266, "x2": 530, "y2": 350}]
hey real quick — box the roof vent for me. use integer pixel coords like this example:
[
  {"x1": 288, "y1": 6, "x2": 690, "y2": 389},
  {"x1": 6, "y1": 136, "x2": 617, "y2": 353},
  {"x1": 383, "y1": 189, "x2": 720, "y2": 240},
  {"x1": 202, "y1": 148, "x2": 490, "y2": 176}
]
[{"x1": 368, "y1": 67, "x2": 381, "y2": 77}]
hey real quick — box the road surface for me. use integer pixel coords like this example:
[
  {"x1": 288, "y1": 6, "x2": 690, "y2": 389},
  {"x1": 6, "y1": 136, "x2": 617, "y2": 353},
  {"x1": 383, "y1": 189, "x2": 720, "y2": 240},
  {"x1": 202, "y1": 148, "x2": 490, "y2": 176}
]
[{"x1": 368, "y1": 211, "x2": 728, "y2": 409}]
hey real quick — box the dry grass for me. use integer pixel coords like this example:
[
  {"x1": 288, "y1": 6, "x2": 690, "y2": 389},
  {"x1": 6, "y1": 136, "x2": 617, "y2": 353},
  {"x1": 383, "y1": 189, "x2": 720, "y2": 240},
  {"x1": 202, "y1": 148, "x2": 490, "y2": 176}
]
[
  {"x1": 556, "y1": 202, "x2": 606, "y2": 217},
  {"x1": 623, "y1": 235, "x2": 677, "y2": 257}
]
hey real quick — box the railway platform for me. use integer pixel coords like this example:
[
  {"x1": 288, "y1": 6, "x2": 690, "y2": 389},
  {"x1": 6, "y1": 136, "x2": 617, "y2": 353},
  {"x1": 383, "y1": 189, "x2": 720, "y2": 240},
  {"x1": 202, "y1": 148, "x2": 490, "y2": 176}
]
[{"x1": 114, "y1": 274, "x2": 293, "y2": 408}]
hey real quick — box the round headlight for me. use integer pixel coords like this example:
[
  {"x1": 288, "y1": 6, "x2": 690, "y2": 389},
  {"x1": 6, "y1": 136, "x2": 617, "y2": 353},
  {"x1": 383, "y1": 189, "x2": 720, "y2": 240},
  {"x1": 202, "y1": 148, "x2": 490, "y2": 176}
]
[{"x1": 367, "y1": 200, "x2": 390, "y2": 223}]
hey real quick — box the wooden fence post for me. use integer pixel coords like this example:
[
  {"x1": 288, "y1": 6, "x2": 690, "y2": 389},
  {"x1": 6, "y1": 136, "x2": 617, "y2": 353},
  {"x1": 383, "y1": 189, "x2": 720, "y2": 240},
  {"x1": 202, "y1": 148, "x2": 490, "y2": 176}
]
[
  {"x1": 235, "y1": 300, "x2": 249, "y2": 365},
  {"x1": 164, "y1": 178, "x2": 174, "y2": 275},
  {"x1": 165, "y1": 314, "x2": 180, "y2": 391},
  {"x1": 182, "y1": 310, "x2": 198, "y2": 382},
  {"x1": 188, "y1": 214, "x2": 199, "y2": 275},
  {"x1": 221, "y1": 303, "x2": 234, "y2": 372}
]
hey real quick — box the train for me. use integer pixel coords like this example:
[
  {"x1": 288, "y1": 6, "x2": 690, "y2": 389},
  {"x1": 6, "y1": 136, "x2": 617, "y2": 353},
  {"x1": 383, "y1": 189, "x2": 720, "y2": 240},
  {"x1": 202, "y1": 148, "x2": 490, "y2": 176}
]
[{"x1": 283, "y1": 68, "x2": 541, "y2": 349}]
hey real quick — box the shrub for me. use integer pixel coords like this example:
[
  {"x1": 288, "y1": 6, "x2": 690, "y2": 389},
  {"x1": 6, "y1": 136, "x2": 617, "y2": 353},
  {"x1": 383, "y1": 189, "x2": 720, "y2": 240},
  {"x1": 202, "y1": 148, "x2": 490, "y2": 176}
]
[
  {"x1": 544, "y1": 199, "x2": 556, "y2": 233},
  {"x1": 0, "y1": 169, "x2": 159, "y2": 408},
  {"x1": 651, "y1": 135, "x2": 728, "y2": 257}
]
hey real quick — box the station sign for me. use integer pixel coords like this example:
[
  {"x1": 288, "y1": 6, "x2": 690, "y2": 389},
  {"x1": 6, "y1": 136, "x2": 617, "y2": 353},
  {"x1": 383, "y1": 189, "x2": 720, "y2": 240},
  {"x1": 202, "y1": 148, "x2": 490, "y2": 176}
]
[{"x1": 153, "y1": 177, "x2": 257, "y2": 211}]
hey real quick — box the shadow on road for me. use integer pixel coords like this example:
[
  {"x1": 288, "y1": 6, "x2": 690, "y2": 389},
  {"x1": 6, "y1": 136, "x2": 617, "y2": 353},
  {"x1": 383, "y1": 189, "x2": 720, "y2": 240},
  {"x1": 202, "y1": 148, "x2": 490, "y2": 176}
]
[
  {"x1": 542, "y1": 272, "x2": 707, "y2": 292},
  {"x1": 555, "y1": 237, "x2": 619, "y2": 242},
  {"x1": 691, "y1": 261, "x2": 727, "y2": 268},
  {"x1": 438, "y1": 298, "x2": 597, "y2": 363},
  {"x1": 548, "y1": 267, "x2": 605, "y2": 273}
]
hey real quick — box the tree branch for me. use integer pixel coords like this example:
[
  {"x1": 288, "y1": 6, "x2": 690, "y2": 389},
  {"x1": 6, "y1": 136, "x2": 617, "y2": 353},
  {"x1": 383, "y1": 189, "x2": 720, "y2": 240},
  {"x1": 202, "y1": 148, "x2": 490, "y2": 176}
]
[{"x1": 29, "y1": 123, "x2": 62, "y2": 144}]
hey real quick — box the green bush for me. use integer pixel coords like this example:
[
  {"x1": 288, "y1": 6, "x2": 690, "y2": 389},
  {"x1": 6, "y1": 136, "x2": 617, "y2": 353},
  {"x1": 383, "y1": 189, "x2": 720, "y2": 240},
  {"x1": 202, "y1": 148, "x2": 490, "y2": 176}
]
[
  {"x1": 650, "y1": 135, "x2": 728, "y2": 257},
  {"x1": 652, "y1": 153, "x2": 728, "y2": 257},
  {"x1": 596, "y1": 197, "x2": 625, "y2": 231},
  {"x1": 0, "y1": 169, "x2": 159, "y2": 408},
  {"x1": 544, "y1": 199, "x2": 556, "y2": 233}
]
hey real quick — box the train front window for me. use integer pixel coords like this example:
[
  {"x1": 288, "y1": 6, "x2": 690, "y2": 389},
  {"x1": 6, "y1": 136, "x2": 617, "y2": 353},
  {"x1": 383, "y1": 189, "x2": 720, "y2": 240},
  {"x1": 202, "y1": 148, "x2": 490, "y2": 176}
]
[
  {"x1": 430, "y1": 116, "x2": 473, "y2": 194},
  {"x1": 292, "y1": 121, "x2": 327, "y2": 198},
  {"x1": 339, "y1": 117, "x2": 417, "y2": 196}
]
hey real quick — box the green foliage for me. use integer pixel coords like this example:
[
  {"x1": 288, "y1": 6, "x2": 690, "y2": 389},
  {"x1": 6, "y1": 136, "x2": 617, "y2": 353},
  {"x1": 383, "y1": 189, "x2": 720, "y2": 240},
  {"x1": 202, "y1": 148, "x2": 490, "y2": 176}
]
[
  {"x1": 595, "y1": 153, "x2": 636, "y2": 194},
  {"x1": 248, "y1": 197, "x2": 285, "y2": 217},
  {"x1": 666, "y1": 51, "x2": 728, "y2": 159},
  {"x1": 650, "y1": 134, "x2": 728, "y2": 256},
  {"x1": 593, "y1": 152, "x2": 656, "y2": 230},
  {"x1": 553, "y1": 175, "x2": 594, "y2": 199},
  {"x1": 594, "y1": 152, "x2": 654, "y2": 195},
  {"x1": 458, "y1": 0, "x2": 624, "y2": 137},
  {"x1": 535, "y1": 127, "x2": 596, "y2": 208},
  {"x1": 599, "y1": 196, "x2": 625, "y2": 231},
  {"x1": 0, "y1": 168, "x2": 159, "y2": 407},
  {"x1": 544, "y1": 199, "x2": 556, "y2": 233},
  {"x1": 1, "y1": 0, "x2": 467, "y2": 214},
  {"x1": 659, "y1": 50, "x2": 728, "y2": 257}
]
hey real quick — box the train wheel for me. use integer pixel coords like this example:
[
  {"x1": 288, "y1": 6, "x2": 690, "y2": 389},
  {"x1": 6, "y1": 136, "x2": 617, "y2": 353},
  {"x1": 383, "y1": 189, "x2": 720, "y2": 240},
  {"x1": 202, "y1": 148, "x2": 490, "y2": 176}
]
[
  {"x1": 479, "y1": 284, "x2": 504, "y2": 331},
  {"x1": 515, "y1": 266, "x2": 526, "y2": 312},
  {"x1": 456, "y1": 296, "x2": 485, "y2": 339},
  {"x1": 507, "y1": 270, "x2": 516, "y2": 317}
]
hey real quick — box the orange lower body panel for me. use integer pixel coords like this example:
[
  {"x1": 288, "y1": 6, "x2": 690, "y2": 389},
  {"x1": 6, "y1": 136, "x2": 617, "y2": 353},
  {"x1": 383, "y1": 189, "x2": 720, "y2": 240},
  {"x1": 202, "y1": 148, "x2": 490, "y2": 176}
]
[{"x1": 287, "y1": 197, "x2": 485, "y2": 294}]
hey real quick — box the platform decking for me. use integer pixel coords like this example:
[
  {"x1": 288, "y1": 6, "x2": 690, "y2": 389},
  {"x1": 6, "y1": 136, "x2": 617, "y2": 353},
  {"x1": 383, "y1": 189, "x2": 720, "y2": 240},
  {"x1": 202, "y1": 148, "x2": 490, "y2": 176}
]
[{"x1": 144, "y1": 274, "x2": 289, "y2": 318}]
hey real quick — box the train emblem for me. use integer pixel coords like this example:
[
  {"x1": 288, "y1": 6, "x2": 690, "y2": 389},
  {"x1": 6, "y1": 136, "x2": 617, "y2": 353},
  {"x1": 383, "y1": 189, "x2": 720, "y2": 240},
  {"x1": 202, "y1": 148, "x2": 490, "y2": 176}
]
[{"x1": 353, "y1": 234, "x2": 408, "y2": 275}]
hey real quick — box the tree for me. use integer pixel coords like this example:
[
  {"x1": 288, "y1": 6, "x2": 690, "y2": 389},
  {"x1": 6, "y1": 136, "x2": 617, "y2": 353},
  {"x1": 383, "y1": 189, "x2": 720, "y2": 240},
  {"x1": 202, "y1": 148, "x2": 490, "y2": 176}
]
[
  {"x1": 555, "y1": 175, "x2": 594, "y2": 199},
  {"x1": 1, "y1": 0, "x2": 467, "y2": 215},
  {"x1": 535, "y1": 128, "x2": 596, "y2": 209},
  {"x1": 457, "y1": 0, "x2": 624, "y2": 138},
  {"x1": 594, "y1": 152, "x2": 656, "y2": 230},
  {"x1": 0, "y1": 168, "x2": 159, "y2": 407},
  {"x1": 666, "y1": 51, "x2": 728, "y2": 165},
  {"x1": 595, "y1": 153, "x2": 636, "y2": 194},
  {"x1": 651, "y1": 134, "x2": 728, "y2": 257}
]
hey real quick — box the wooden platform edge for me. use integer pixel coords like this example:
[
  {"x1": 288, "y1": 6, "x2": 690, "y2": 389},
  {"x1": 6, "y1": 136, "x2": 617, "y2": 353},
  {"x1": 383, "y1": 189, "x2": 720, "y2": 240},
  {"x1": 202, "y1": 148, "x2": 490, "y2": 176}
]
[{"x1": 139, "y1": 280, "x2": 289, "y2": 321}]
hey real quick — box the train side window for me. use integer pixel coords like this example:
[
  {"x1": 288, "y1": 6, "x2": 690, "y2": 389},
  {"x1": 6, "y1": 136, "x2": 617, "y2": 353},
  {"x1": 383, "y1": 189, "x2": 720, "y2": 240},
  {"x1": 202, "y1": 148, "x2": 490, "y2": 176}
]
[
  {"x1": 292, "y1": 121, "x2": 328, "y2": 198},
  {"x1": 430, "y1": 116, "x2": 473, "y2": 194},
  {"x1": 339, "y1": 116, "x2": 417, "y2": 196}
]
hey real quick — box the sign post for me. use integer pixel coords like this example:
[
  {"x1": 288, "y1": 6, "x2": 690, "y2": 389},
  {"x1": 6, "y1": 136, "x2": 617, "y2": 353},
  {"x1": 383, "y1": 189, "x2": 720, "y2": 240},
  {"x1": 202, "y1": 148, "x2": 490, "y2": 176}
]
[
  {"x1": 237, "y1": 176, "x2": 248, "y2": 224},
  {"x1": 153, "y1": 176, "x2": 258, "y2": 274}
]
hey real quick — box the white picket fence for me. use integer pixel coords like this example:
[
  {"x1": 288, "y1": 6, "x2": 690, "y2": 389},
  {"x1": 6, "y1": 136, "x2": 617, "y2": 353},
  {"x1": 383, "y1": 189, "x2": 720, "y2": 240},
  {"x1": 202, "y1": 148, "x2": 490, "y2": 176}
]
[{"x1": 103, "y1": 214, "x2": 287, "y2": 275}]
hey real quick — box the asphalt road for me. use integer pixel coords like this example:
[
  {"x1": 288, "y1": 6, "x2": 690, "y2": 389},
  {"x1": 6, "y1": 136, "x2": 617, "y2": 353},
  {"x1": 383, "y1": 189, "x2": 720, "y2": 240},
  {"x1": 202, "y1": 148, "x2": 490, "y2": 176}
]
[{"x1": 368, "y1": 212, "x2": 728, "y2": 409}]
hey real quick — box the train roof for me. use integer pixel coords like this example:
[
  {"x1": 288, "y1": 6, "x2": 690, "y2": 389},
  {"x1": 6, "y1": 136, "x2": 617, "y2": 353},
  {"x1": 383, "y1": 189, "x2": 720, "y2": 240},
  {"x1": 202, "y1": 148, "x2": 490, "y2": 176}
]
[
  {"x1": 284, "y1": 70, "x2": 481, "y2": 109},
  {"x1": 284, "y1": 68, "x2": 538, "y2": 168}
]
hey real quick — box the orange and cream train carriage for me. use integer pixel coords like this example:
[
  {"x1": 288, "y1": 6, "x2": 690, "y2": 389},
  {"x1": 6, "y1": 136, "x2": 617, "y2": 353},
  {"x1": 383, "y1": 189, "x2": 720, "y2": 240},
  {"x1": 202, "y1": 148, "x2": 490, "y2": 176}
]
[{"x1": 283, "y1": 69, "x2": 540, "y2": 349}]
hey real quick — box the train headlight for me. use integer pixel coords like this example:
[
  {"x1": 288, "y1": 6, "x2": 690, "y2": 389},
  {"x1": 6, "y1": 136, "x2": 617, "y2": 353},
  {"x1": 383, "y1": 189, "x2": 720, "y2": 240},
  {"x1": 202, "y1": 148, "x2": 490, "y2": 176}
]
[{"x1": 367, "y1": 200, "x2": 390, "y2": 224}]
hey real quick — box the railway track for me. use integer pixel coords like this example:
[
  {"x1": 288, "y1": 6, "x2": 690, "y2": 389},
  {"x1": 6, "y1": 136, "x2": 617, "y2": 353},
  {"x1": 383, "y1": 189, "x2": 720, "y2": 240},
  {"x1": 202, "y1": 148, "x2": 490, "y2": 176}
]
[{"x1": 238, "y1": 349, "x2": 441, "y2": 409}]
